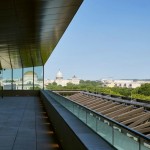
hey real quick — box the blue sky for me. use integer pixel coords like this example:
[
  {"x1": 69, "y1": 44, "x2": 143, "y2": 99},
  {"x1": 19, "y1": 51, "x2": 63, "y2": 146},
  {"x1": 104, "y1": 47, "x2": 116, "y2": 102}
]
[{"x1": 45, "y1": 0, "x2": 150, "y2": 80}]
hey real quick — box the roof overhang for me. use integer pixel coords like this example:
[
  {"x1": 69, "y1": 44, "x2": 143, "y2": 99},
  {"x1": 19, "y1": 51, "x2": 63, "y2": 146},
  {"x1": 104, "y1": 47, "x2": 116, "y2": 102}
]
[{"x1": 0, "y1": 0, "x2": 83, "y2": 69}]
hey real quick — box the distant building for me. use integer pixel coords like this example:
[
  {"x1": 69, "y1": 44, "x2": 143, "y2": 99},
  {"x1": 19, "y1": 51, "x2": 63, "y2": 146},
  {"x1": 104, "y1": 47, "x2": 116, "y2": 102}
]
[
  {"x1": 45, "y1": 70, "x2": 80, "y2": 86},
  {"x1": 102, "y1": 79, "x2": 150, "y2": 88},
  {"x1": 2, "y1": 71, "x2": 43, "y2": 90},
  {"x1": 23, "y1": 71, "x2": 38, "y2": 84}
]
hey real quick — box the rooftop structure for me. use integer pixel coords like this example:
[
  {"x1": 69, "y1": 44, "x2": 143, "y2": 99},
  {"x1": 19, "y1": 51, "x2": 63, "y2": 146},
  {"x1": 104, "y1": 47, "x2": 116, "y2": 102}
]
[
  {"x1": 45, "y1": 70, "x2": 80, "y2": 87},
  {"x1": 56, "y1": 70, "x2": 63, "y2": 80},
  {"x1": 102, "y1": 79, "x2": 150, "y2": 88}
]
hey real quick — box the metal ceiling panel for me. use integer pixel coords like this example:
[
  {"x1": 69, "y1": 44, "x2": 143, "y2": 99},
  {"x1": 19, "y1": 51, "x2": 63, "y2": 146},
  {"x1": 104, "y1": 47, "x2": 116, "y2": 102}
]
[{"x1": 0, "y1": 0, "x2": 83, "y2": 69}]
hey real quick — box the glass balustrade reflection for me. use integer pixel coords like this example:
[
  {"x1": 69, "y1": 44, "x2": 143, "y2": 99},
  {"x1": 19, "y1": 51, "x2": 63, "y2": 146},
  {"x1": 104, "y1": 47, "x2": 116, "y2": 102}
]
[
  {"x1": 2, "y1": 69, "x2": 12, "y2": 90},
  {"x1": 141, "y1": 141, "x2": 150, "y2": 150},
  {"x1": 0, "y1": 66, "x2": 44, "y2": 90},
  {"x1": 113, "y1": 126, "x2": 139, "y2": 150},
  {"x1": 87, "y1": 111, "x2": 96, "y2": 131},
  {"x1": 34, "y1": 66, "x2": 44, "y2": 90},
  {"x1": 97, "y1": 118, "x2": 113, "y2": 144},
  {"x1": 13, "y1": 68, "x2": 23, "y2": 90},
  {"x1": 78, "y1": 107, "x2": 86, "y2": 123}
]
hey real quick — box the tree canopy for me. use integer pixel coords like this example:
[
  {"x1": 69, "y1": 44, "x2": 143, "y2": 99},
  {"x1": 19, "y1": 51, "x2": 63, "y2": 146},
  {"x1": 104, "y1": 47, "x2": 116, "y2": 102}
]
[{"x1": 137, "y1": 83, "x2": 150, "y2": 96}]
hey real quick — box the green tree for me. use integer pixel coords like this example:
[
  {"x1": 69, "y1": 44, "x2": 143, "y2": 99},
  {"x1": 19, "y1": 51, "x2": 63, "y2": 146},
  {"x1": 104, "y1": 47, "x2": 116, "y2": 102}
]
[{"x1": 138, "y1": 83, "x2": 150, "y2": 96}]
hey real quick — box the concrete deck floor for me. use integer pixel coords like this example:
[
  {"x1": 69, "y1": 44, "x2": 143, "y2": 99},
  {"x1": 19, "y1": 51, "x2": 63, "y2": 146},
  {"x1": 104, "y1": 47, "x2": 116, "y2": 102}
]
[{"x1": 0, "y1": 96, "x2": 61, "y2": 150}]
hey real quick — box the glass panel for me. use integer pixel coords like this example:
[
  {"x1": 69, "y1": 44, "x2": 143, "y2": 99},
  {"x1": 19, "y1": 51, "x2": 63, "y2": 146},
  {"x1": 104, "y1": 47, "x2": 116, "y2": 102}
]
[
  {"x1": 87, "y1": 111, "x2": 96, "y2": 131},
  {"x1": 0, "y1": 70, "x2": 2, "y2": 90},
  {"x1": 55, "y1": 95, "x2": 60, "y2": 103},
  {"x1": 73, "y1": 104, "x2": 79, "y2": 117},
  {"x1": 78, "y1": 107, "x2": 86, "y2": 123},
  {"x1": 34, "y1": 66, "x2": 43, "y2": 90},
  {"x1": 65, "y1": 100, "x2": 69, "y2": 109},
  {"x1": 59, "y1": 97, "x2": 65, "y2": 107},
  {"x1": 2, "y1": 69, "x2": 13, "y2": 90},
  {"x1": 59, "y1": 97, "x2": 65, "y2": 105},
  {"x1": 141, "y1": 141, "x2": 150, "y2": 150},
  {"x1": 114, "y1": 127, "x2": 139, "y2": 150},
  {"x1": 23, "y1": 67, "x2": 33, "y2": 90},
  {"x1": 62, "y1": 97, "x2": 67, "y2": 106},
  {"x1": 97, "y1": 118, "x2": 112, "y2": 144},
  {"x1": 13, "y1": 68, "x2": 23, "y2": 90},
  {"x1": 66, "y1": 101, "x2": 73, "y2": 112}
]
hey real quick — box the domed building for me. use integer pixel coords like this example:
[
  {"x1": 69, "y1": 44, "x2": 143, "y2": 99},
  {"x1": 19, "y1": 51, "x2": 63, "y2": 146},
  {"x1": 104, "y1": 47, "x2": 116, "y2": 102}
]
[
  {"x1": 24, "y1": 71, "x2": 38, "y2": 84},
  {"x1": 56, "y1": 70, "x2": 63, "y2": 80},
  {"x1": 16, "y1": 71, "x2": 42, "y2": 90},
  {"x1": 47, "y1": 70, "x2": 80, "y2": 86}
]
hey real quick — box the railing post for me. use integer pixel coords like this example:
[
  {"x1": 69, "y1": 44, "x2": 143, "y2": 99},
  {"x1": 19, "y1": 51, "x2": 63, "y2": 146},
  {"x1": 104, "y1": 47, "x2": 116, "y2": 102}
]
[
  {"x1": 139, "y1": 137, "x2": 141, "y2": 150},
  {"x1": 112, "y1": 123, "x2": 114, "y2": 146},
  {"x1": 2, "y1": 86, "x2": 3, "y2": 99},
  {"x1": 96, "y1": 116, "x2": 98, "y2": 132},
  {"x1": 86, "y1": 109, "x2": 87, "y2": 124},
  {"x1": 73, "y1": 103, "x2": 74, "y2": 114}
]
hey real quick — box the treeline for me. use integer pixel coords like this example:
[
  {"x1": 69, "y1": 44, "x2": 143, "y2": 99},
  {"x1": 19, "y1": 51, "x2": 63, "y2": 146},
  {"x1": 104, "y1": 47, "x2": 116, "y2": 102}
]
[
  {"x1": 46, "y1": 81, "x2": 150, "y2": 101},
  {"x1": 46, "y1": 80, "x2": 101, "y2": 91}
]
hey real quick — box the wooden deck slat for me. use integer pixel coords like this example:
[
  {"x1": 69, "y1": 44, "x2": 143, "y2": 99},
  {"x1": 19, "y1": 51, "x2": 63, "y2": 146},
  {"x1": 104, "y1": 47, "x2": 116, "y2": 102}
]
[
  {"x1": 113, "y1": 107, "x2": 143, "y2": 119},
  {"x1": 133, "y1": 122, "x2": 150, "y2": 130},
  {"x1": 129, "y1": 113, "x2": 150, "y2": 128},
  {"x1": 121, "y1": 112, "x2": 146, "y2": 125},
  {"x1": 113, "y1": 112, "x2": 143, "y2": 122},
  {"x1": 106, "y1": 106, "x2": 133, "y2": 118},
  {"x1": 96, "y1": 103, "x2": 117, "y2": 112},
  {"x1": 138, "y1": 127, "x2": 150, "y2": 134},
  {"x1": 86, "y1": 99, "x2": 104, "y2": 107},
  {"x1": 90, "y1": 101, "x2": 108, "y2": 109},
  {"x1": 101, "y1": 104, "x2": 124, "y2": 115}
]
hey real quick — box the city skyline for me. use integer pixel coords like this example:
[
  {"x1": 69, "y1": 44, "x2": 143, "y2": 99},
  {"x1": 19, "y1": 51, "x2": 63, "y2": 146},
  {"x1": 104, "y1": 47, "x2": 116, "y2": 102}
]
[{"x1": 45, "y1": 0, "x2": 150, "y2": 80}]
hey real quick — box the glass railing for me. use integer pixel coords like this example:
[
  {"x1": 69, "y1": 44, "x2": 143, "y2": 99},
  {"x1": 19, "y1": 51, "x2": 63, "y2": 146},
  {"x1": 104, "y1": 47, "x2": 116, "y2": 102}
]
[{"x1": 47, "y1": 91, "x2": 150, "y2": 150}]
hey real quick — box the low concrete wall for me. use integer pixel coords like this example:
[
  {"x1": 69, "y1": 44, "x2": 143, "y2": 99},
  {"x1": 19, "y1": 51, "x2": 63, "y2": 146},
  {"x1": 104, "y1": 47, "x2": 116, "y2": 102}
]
[
  {"x1": 40, "y1": 91, "x2": 86, "y2": 150},
  {"x1": 40, "y1": 90, "x2": 116, "y2": 150},
  {"x1": 0, "y1": 90, "x2": 40, "y2": 97}
]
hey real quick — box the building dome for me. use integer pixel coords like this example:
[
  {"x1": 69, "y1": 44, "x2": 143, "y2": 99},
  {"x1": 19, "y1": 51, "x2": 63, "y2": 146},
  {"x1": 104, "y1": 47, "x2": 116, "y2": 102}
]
[
  {"x1": 24, "y1": 71, "x2": 37, "y2": 76},
  {"x1": 56, "y1": 70, "x2": 63, "y2": 79},
  {"x1": 72, "y1": 75, "x2": 77, "y2": 78},
  {"x1": 24, "y1": 71, "x2": 38, "y2": 82}
]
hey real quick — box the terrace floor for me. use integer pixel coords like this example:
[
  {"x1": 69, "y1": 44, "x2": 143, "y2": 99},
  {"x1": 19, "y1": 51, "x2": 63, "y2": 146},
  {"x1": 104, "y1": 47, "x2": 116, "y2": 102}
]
[{"x1": 0, "y1": 96, "x2": 61, "y2": 150}]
